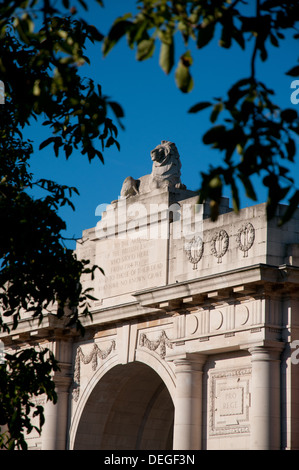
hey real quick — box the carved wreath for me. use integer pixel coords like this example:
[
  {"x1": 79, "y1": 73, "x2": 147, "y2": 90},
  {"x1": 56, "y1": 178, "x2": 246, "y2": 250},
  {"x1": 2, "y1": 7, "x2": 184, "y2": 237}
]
[
  {"x1": 210, "y1": 230, "x2": 229, "y2": 263},
  {"x1": 184, "y1": 236, "x2": 204, "y2": 269},
  {"x1": 72, "y1": 340, "x2": 116, "y2": 401},
  {"x1": 236, "y1": 222, "x2": 255, "y2": 257},
  {"x1": 139, "y1": 330, "x2": 173, "y2": 359}
]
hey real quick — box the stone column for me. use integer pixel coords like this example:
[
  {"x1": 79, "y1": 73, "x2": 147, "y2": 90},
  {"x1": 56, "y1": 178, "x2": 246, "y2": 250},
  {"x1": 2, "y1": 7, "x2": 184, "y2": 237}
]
[
  {"x1": 41, "y1": 366, "x2": 72, "y2": 450},
  {"x1": 172, "y1": 353, "x2": 206, "y2": 450},
  {"x1": 249, "y1": 345, "x2": 282, "y2": 450},
  {"x1": 40, "y1": 336, "x2": 73, "y2": 450}
]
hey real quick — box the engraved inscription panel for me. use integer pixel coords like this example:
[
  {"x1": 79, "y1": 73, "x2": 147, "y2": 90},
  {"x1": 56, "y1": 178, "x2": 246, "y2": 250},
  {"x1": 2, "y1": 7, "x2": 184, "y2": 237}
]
[
  {"x1": 209, "y1": 367, "x2": 251, "y2": 436},
  {"x1": 95, "y1": 237, "x2": 167, "y2": 299},
  {"x1": 219, "y1": 387, "x2": 243, "y2": 416}
]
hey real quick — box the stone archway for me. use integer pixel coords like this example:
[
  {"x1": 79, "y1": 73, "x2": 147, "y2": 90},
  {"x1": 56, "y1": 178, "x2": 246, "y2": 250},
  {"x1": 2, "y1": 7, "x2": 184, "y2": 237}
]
[{"x1": 73, "y1": 361, "x2": 174, "y2": 450}]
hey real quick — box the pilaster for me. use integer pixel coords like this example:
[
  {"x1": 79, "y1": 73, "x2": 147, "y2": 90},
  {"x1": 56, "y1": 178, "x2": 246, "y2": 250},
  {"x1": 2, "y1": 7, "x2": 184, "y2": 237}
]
[
  {"x1": 248, "y1": 344, "x2": 283, "y2": 450},
  {"x1": 41, "y1": 339, "x2": 73, "y2": 450},
  {"x1": 170, "y1": 353, "x2": 206, "y2": 450}
]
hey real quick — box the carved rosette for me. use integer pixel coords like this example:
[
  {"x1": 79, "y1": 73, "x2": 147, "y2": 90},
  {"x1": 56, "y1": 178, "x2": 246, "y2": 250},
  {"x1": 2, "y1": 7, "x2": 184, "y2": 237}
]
[
  {"x1": 210, "y1": 230, "x2": 229, "y2": 263},
  {"x1": 236, "y1": 222, "x2": 255, "y2": 257},
  {"x1": 139, "y1": 330, "x2": 173, "y2": 359},
  {"x1": 184, "y1": 236, "x2": 204, "y2": 269},
  {"x1": 72, "y1": 340, "x2": 116, "y2": 402}
]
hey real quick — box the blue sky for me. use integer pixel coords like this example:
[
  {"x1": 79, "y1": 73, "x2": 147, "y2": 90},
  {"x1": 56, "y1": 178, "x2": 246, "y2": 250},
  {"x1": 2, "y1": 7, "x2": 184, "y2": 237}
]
[{"x1": 26, "y1": 0, "x2": 299, "y2": 248}]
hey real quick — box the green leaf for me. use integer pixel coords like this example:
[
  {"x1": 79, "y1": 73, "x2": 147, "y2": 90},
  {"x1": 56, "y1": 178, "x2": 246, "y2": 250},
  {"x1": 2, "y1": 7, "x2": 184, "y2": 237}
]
[
  {"x1": 77, "y1": 0, "x2": 88, "y2": 10},
  {"x1": 202, "y1": 125, "x2": 226, "y2": 145},
  {"x1": 219, "y1": 23, "x2": 232, "y2": 49},
  {"x1": 279, "y1": 190, "x2": 299, "y2": 225},
  {"x1": 231, "y1": 178, "x2": 240, "y2": 212},
  {"x1": 286, "y1": 65, "x2": 299, "y2": 77},
  {"x1": 103, "y1": 19, "x2": 132, "y2": 56},
  {"x1": 209, "y1": 175, "x2": 222, "y2": 188},
  {"x1": 281, "y1": 108, "x2": 298, "y2": 122},
  {"x1": 64, "y1": 144, "x2": 72, "y2": 159},
  {"x1": 85, "y1": 24, "x2": 104, "y2": 42},
  {"x1": 285, "y1": 138, "x2": 296, "y2": 161},
  {"x1": 238, "y1": 173, "x2": 257, "y2": 201},
  {"x1": 188, "y1": 101, "x2": 211, "y2": 113},
  {"x1": 108, "y1": 101, "x2": 124, "y2": 118},
  {"x1": 196, "y1": 22, "x2": 215, "y2": 49},
  {"x1": 270, "y1": 32, "x2": 279, "y2": 47},
  {"x1": 39, "y1": 137, "x2": 56, "y2": 150},
  {"x1": 210, "y1": 102, "x2": 223, "y2": 123},
  {"x1": 159, "y1": 40, "x2": 174, "y2": 74},
  {"x1": 136, "y1": 38, "x2": 155, "y2": 61},
  {"x1": 175, "y1": 52, "x2": 194, "y2": 93}
]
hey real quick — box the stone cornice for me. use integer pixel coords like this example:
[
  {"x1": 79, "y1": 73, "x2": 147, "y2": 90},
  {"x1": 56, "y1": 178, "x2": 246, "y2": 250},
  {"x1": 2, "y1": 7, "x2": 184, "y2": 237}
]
[
  {"x1": 133, "y1": 263, "x2": 299, "y2": 309},
  {"x1": 2, "y1": 263, "x2": 299, "y2": 343},
  {"x1": 0, "y1": 313, "x2": 79, "y2": 345}
]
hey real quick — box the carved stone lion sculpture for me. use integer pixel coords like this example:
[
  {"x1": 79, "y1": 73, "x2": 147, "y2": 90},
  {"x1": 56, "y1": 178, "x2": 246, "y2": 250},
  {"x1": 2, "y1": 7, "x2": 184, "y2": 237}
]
[{"x1": 120, "y1": 140, "x2": 186, "y2": 198}]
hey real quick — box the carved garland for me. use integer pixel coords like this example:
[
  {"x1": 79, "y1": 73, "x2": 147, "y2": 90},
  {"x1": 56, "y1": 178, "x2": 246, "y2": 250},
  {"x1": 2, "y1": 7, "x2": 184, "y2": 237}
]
[
  {"x1": 72, "y1": 340, "x2": 116, "y2": 402},
  {"x1": 210, "y1": 230, "x2": 229, "y2": 263},
  {"x1": 184, "y1": 223, "x2": 256, "y2": 268},
  {"x1": 139, "y1": 330, "x2": 173, "y2": 359},
  {"x1": 236, "y1": 222, "x2": 255, "y2": 257},
  {"x1": 184, "y1": 236, "x2": 204, "y2": 270}
]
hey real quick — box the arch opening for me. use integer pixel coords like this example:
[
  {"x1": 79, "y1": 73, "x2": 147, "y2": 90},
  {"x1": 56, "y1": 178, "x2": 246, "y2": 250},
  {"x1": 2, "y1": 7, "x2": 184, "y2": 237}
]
[{"x1": 73, "y1": 361, "x2": 174, "y2": 450}]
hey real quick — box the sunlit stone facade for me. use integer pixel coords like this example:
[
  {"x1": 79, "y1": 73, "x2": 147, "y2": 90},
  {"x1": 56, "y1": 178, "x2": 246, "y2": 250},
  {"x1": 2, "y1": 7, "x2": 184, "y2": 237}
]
[{"x1": 2, "y1": 143, "x2": 299, "y2": 450}]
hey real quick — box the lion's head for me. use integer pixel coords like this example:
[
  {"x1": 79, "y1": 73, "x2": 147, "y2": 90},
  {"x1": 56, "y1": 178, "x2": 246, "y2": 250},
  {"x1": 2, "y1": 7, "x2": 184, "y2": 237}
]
[
  {"x1": 150, "y1": 140, "x2": 184, "y2": 189},
  {"x1": 120, "y1": 140, "x2": 186, "y2": 198},
  {"x1": 150, "y1": 140, "x2": 180, "y2": 166}
]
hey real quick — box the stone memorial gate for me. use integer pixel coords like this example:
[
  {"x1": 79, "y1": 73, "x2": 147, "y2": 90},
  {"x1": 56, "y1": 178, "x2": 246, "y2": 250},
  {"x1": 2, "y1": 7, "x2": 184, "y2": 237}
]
[{"x1": 2, "y1": 141, "x2": 299, "y2": 450}]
